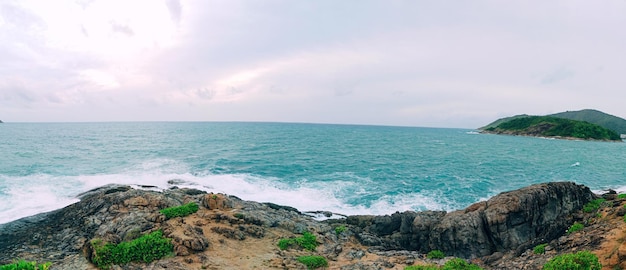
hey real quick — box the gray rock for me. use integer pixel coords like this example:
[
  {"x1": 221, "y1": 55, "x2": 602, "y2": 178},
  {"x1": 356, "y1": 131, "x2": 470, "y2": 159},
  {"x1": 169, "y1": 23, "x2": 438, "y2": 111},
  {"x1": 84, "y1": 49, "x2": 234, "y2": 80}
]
[{"x1": 349, "y1": 182, "x2": 595, "y2": 259}]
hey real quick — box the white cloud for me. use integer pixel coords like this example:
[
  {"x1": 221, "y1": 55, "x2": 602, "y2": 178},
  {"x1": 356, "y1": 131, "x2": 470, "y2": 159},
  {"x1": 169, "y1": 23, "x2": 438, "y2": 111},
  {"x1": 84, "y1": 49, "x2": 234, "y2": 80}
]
[{"x1": 1, "y1": 0, "x2": 626, "y2": 126}]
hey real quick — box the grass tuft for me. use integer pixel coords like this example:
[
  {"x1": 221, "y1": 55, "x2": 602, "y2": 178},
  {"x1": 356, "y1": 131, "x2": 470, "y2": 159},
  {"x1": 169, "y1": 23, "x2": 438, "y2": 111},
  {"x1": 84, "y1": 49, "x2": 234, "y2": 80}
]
[
  {"x1": 0, "y1": 260, "x2": 51, "y2": 270},
  {"x1": 542, "y1": 251, "x2": 601, "y2": 270},
  {"x1": 160, "y1": 202, "x2": 199, "y2": 219},
  {"x1": 277, "y1": 231, "x2": 318, "y2": 251},
  {"x1": 533, "y1": 243, "x2": 547, "y2": 254},
  {"x1": 427, "y1": 250, "x2": 445, "y2": 259},
  {"x1": 90, "y1": 230, "x2": 173, "y2": 269},
  {"x1": 405, "y1": 258, "x2": 482, "y2": 270},
  {"x1": 297, "y1": 255, "x2": 328, "y2": 269},
  {"x1": 334, "y1": 225, "x2": 347, "y2": 235},
  {"x1": 567, "y1": 222, "x2": 584, "y2": 234},
  {"x1": 583, "y1": 199, "x2": 605, "y2": 213}
]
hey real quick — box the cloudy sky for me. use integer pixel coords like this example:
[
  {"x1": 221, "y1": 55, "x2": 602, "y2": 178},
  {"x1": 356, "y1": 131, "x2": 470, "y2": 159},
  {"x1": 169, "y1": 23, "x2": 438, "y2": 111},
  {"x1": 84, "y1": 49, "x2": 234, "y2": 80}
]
[{"x1": 1, "y1": 0, "x2": 625, "y2": 128}]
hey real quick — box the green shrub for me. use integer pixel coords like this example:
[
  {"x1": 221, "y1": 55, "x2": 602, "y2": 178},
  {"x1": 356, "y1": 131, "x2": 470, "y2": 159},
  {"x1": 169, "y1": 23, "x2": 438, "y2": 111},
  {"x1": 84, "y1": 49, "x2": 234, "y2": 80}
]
[
  {"x1": 567, "y1": 222, "x2": 584, "y2": 234},
  {"x1": 277, "y1": 231, "x2": 318, "y2": 251},
  {"x1": 160, "y1": 202, "x2": 199, "y2": 219},
  {"x1": 233, "y1": 213, "x2": 245, "y2": 219},
  {"x1": 623, "y1": 213, "x2": 626, "y2": 223},
  {"x1": 583, "y1": 199, "x2": 605, "y2": 213},
  {"x1": 617, "y1": 194, "x2": 626, "y2": 199},
  {"x1": 405, "y1": 265, "x2": 440, "y2": 270},
  {"x1": 297, "y1": 255, "x2": 328, "y2": 269},
  {"x1": 542, "y1": 251, "x2": 601, "y2": 270},
  {"x1": 442, "y1": 258, "x2": 482, "y2": 270},
  {"x1": 0, "y1": 260, "x2": 51, "y2": 270},
  {"x1": 427, "y1": 250, "x2": 445, "y2": 259},
  {"x1": 296, "y1": 231, "x2": 318, "y2": 251},
  {"x1": 90, "y1": 230, "x2": 173, "y2": 269},
  {"x1": 404, "y1": 259, "x2": 482, "y2": 270},
  {"x1": 277, "y1": 238, "x2": 292, "y2": 250},
  {"x1": 534, "y1": 244, "x2": 547, "y2": 254},
  {"x1": 334, "y1": 225, "x2": 347, "y2": 235}
]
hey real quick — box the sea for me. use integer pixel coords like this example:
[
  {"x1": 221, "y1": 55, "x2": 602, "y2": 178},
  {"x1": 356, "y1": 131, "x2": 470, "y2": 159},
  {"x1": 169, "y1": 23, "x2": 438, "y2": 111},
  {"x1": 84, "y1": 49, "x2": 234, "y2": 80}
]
[{"x1": 1, "y1": 122, "x2": 625, "y2": 224}]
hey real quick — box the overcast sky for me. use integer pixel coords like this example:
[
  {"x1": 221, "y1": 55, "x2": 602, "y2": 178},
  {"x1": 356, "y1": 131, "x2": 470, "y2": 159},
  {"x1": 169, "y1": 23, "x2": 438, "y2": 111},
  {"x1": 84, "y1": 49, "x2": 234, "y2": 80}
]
[{"x1": 1, "y1": 0, "x2": 625, "y2": 128}]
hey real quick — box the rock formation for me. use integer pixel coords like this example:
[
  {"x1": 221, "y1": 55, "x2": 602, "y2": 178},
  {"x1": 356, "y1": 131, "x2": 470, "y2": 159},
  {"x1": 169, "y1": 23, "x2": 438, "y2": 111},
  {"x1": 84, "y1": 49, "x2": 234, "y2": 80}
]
[
  {"x1": 346, "y1": 182, "x2": 596, "y2": 258},
  {"x1": 0, "y1": 182, "x2": 608, "y2": 269}
]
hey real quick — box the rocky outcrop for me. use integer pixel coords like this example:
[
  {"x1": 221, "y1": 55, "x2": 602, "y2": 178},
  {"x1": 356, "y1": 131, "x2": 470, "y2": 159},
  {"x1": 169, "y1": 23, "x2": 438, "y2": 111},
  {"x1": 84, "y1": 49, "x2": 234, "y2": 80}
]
[
  {"x1": 0, "y1": 184, "x2": 333, "y2": 269},
  {"x1": 347, "y1": 182, "x2": 596, "y2": 258},
  {"x1": 0, "y1": 182, "x2": 600, "y2": 269}
]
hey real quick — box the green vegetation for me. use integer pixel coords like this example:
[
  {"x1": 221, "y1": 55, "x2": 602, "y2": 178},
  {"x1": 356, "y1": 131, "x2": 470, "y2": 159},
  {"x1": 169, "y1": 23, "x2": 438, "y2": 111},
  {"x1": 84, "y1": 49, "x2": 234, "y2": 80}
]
[
  {"x1": 233, "y1": 213, "x2": 245, "y2": 219},
  {"x1": 623, "y1": 213, "x2": 626, "y2": 223},
  {"x1": 485, "y1": 116, "x2": 621, "y2": 141},
  {"x1": 583, "y1": 199, "x2": 606, "y2": 213},
  {"x1": 618, "y1": 194, "x2": 626, "y2": 199},
  {"x1": 297, "y1": 256, "x2": 328, "y2": 269},
  {"x1": 277, "y1": 231, "x2": 318, "y2": 251},
  {"x1": 427, "y1": 250, "x2": 446, "y2": 259},
  {"x1": 534, "y1": 243, "x2": 548, "y2": 254},
  {"x1": 405, "y1": 258, "x2": 482, "y2": 270},
  {"x1": 159, "y1": 202, "x2": 199, "y2": 219},
  {"x1": 479, "y1": 114, "x2": 530, "y2": 130},
  {"x1": 542, "y1": 251, "x2": 601, "y2": 270},
  {"x1": 567, "y1": 222, "x2": 584, "y2": 234},
  {"x1": 277, "y1": 238, "x2": 292, "y2": 250},
  {"x1": 90, "y1": 230, "x2": 173, "y2": 269},
  {"x1": 334, "y1": 225, "x2": 347, "y2": 235},
  {"x1": 442, "y1": 258, "x2": 483, "y2": 270},
  {"x1": 0, "y1": 260, "x2": 51, "y2": 270},
  {"x1": 550, "y1": 109, "x2": 626, "y2": 135},
  {"x1": 482, "y1": 109, "x2": 626, "y2": 135}
]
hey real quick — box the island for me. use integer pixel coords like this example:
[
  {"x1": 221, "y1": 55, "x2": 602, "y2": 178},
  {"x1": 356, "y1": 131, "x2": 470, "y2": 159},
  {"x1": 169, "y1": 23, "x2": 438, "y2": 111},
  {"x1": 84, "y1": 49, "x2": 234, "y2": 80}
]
[{"x1": 480, "y1": 109, "x2": 626, "y2": 141}]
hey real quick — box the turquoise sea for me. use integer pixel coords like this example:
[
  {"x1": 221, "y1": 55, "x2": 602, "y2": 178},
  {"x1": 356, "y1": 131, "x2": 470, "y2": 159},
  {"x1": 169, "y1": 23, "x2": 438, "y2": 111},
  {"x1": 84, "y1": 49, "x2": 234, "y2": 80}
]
[{"x1": 1, "y1": 122, "x2": 625, "y2": 224}]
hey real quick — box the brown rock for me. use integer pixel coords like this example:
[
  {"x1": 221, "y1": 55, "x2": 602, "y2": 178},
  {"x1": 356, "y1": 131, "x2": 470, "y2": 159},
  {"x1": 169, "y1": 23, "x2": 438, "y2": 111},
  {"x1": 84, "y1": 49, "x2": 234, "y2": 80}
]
[
  {"x1": 166, "y1": 224, "x2": 210, "y2": 254},
  {"x1": 124, "y1": 196, "x2": 149, "y2": 207},
  {"x1": 202, "y1": 193, "x2": 233, "y2": 210}
]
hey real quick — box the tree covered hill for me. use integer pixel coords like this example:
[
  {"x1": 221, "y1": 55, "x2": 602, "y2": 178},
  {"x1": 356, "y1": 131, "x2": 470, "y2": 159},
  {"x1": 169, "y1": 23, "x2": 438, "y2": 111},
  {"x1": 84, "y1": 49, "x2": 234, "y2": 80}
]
[
  {"x1": 481, "y1": 109, "x2": 626, "y2": 136},
  {"x1": 482, "y1": 116, "x2": 622, "y2": 141},
  {"x1": 479, "y1": 114, "x2": 529, "y2": 130},
  {"x1": 549, "y1": 109, "x2": 626, "y2": 135}
]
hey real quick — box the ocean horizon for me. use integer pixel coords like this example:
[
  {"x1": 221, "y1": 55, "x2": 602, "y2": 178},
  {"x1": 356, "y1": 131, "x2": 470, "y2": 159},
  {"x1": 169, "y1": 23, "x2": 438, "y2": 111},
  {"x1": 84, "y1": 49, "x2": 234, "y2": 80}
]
[{"x1": 1, "y1": 121, "x2": 625, "y2": 224}]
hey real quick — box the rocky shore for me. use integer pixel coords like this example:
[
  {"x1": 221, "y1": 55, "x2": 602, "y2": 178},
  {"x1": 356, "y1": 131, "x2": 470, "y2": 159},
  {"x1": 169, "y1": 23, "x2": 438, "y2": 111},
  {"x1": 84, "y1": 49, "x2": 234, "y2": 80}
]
[{"x1": 1, "y1": 182, "x2": 625, "y2": 269}]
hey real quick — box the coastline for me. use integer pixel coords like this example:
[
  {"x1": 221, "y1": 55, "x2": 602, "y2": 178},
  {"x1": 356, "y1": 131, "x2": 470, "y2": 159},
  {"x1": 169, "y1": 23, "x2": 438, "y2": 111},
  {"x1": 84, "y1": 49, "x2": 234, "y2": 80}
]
[
  {"x1": 2, "y1": 182, "x2": 625, "y2": 269},
  {"x1": 479, "y1": 129, "x2": 624, "y2": 142}
]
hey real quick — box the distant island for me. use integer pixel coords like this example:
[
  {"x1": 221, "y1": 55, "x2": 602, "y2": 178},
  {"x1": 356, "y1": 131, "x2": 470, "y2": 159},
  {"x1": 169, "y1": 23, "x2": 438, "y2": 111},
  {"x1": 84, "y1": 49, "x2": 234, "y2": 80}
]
[{"x1": 480, "y1": 109, "x2": 625, "y2": 141}]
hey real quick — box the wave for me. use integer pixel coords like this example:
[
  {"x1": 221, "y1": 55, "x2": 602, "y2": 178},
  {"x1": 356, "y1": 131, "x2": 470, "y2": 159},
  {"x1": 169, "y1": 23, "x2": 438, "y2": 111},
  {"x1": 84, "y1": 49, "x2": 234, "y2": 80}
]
[{"x1": 0, "y1": 162, "x2": 455, "y2": 224}]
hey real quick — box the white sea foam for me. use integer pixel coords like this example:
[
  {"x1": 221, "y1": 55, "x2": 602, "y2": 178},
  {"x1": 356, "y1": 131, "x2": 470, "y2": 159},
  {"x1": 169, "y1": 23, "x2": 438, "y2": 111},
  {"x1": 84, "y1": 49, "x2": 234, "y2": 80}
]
[
  {"x1": 0, "y1": 165, "x2": 458, "y2": 224},
  {"x1": 611, "y1": 186, "x2": 626, "y2": 194},
  {"x1": 0, "y1": 175, "x2": 81, "y2": 224}
]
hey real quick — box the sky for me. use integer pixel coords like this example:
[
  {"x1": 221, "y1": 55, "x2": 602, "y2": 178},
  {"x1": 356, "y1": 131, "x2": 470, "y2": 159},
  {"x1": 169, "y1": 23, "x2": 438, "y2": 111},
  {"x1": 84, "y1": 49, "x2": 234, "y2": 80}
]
[{"x1": 1, "y1": 0, "x2": 625, "y2": 128}]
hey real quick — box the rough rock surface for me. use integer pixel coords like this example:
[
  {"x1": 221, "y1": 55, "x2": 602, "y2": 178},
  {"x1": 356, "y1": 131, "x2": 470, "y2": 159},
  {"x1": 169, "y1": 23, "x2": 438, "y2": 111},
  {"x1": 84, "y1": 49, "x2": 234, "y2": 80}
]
[
  {"x1": 346, "y1": 182, "x2": 595, "y2": 258},
  {"x1": 0, "y1": 181, "x2": 618, "y2": 270}
]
